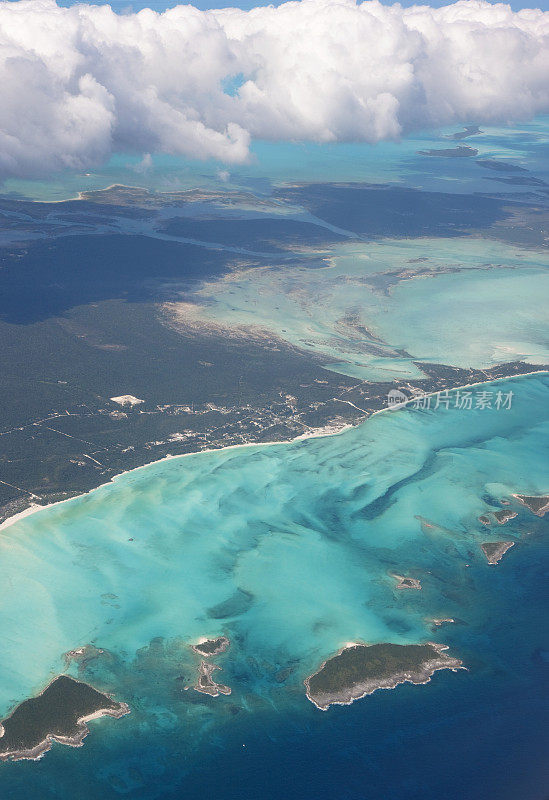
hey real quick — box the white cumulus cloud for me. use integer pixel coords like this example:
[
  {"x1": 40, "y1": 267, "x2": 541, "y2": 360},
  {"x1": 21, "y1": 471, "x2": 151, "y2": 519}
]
[{"x1": 0, "y1": 0, "x2": 548, "y2": 178}]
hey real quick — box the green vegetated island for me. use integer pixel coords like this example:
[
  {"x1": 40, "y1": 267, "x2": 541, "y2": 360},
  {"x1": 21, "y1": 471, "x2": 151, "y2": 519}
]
[
  {"x1": 191, "y1": 637, "x2": 232, "y2": 697},
  {"x1": 305, "y1": 642, "x2": 464, "y2": 711},
  {"x1": 512, "y1": 494, "x2": 549, "y2": 517},
  {"x1": 481, "y1": 541, "x2": 515, "y2": 564},
  {"x1": 0, "y1": 676, "x2": 129, "y2": 762},
  {"x1": 191, "y1": 636, "x2": 230, "y2": 657},
  {"x1": 193, "y1": 662, "x2": 232, "y2": 697}
]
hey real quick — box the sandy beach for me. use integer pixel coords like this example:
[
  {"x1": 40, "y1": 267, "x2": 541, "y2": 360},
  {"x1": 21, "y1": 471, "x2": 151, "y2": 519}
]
[{"x1": 1, "y1": 370, "x2": 546, "y2": 534}]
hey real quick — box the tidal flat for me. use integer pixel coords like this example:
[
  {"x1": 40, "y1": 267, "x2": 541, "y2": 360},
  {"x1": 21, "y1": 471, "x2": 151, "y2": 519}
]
[{"x1": 177, "y1": 236, "x2": 549, "y2": 381}]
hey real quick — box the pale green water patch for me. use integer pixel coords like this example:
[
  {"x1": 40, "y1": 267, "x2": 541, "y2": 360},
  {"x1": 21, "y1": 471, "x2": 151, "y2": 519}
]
[
  {"x1": 179, "y1": 237, "x2": 548, "y2": 379},
  {"x1": 373, "y1": 267, "x2": 549, "y2": 369}
]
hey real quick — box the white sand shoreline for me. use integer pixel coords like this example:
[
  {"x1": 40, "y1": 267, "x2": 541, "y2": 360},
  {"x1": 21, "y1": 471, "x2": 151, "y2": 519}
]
[
  {"x1": 0, "y1": 424, "x2": 352, "y2": 532},
  {"x1": 380, "y1": 368, "x2": 549, "y2": 415},
  {"x1": 22, "y1": 182, "x2": 229, "y2": 206},
  {"x1": 0, "y1": 369, "x2": 546, "y2": 533},
  {"x1": 0, "y1": 675, "x2": 130, "y2": 762},
  {"x1": 304, "y1": 642, "x2": 465, "y2": 711}
]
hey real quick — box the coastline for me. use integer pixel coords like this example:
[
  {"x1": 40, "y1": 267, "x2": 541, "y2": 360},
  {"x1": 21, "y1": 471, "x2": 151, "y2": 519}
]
[
  {"x1": 22, "y1": 181, "x2": 258, "y2": 206},
  {"x1": 481, "y1": 541, "x2": 515, "y2": 565},
  {"x1": 0, "y1": 703, "x2": 131, "y2": 763},
  {"x1": 22, "y1": 182, "x2": 167, "y2": 205},
  {"x1": 0, "y1": 675, "x2": 130, "y2": 763},
  {"x1": 1, "y1": 369, "x2": 546, "y2": 534},
  {"x1": 0, "y1": 424, "x2": 353, "y2": 533},
  {"x1": 304, "y1": 642, "x2": 465, "y2": 712},
  {"x1": 380, "y1": 369, "x2": 549, "y2": 416}
]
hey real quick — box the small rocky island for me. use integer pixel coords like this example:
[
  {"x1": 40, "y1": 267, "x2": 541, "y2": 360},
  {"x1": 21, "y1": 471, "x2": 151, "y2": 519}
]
[
  {"x1": 481, "y1": 541, "x2": 515, "y2": 565},
  {"x1": 191, "y1": 636, "x2": 230, "y2": 657},
  {"x1": 64, "y1": 644, "x2": 104, "y2": 667},
  {"x1": 193, "y1": 661, "x2": 231, "y2": 697},
  {"x1": 479, "y1": 510, "x2": 517, "y2": 525},
  {"x1": 305, "y1": 642, "x2": 463, "y2": 711},
  {"x1": 418, "y1": 145, "x2": 478, "y2": 158},
  {"x1": 0, "y1": 676, "x2": 129, "y2": 762},
  {"x1": 393, "y1": 574, "x2": 422, "y2": 590},
  {"x1": 512, "y1": 494, "x2": 549, "y2": 517},
  {"x1": 494, "y1": 510, "x2": 517, "y2": 525}
]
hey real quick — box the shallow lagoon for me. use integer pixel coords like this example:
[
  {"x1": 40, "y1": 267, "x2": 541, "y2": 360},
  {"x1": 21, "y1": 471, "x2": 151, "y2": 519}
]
[{"x1": 181, "y1": 237, "x2": 549, "y2": 379}]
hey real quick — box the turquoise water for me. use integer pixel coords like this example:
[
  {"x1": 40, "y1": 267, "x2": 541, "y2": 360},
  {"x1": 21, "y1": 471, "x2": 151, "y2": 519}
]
[
  {"x1": 0, "y1": 374, "x2": 547, "y2": 706},
  {"x1": 0, "y1": 373, "x2": 547, "y2": 797},
  {"x1": 181, "y1": 237, "x2": 549, "y2": 379},
  {"x1": 3, "y1": 116, "x2": 548, "y2": 202}
]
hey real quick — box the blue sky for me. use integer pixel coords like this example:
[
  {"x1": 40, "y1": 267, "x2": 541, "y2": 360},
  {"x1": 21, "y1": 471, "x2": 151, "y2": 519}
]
[{"x1": 54, "y1": 0, "x2": 549, "y2": 12}]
